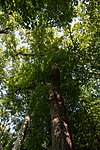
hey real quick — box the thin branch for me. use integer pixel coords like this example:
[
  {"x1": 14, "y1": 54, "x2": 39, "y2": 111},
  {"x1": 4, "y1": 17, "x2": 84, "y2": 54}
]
[
  {"x1": 15, "y1": 51, "x2": 44, "y2": 58},
  {"x1": 0, "y1": 27, "x2": 11, "y2": 34},
  {"x1": 15, "y1": 52, "x2": 35, "y2": 57}
]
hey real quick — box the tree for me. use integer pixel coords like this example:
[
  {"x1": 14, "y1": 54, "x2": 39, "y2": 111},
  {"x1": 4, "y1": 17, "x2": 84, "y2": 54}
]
[
  {"x1": 0, "y1": 0, "x2": 100, "y2": 149},
  {"x1": 49, "y1": 66, "x2": 74, "y2": 150}
]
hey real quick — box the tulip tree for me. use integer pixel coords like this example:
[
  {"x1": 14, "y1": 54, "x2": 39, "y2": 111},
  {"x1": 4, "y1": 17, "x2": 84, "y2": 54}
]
[{"x1": 0, "y1": 0, "x2": 100, "y2": 149}]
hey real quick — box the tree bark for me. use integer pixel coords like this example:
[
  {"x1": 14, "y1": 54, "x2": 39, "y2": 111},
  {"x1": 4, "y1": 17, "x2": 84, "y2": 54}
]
[
  {"x1": 12, "y1": 115, "x2": 30, "y2": 150},
  {"x1": 49, "y1": 67, "x2": 74, "y2": 150}
]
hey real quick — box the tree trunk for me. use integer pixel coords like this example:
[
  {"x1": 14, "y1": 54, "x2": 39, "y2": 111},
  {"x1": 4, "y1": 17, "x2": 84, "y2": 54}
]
[
  {"x1": 12, "y1": 115, "x2": 30, "y2": 150},
  {"x1": 49, "y1": 67, "x2": 74, "y2": 150}
]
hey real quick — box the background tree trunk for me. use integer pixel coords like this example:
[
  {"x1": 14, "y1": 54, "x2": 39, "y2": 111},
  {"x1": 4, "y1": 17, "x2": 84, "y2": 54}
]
[
  {"x1": 12, "y1": 115, "x2": 30, "y2": 150},
  {"x1": 49, "y1": 66, "x2": 74, "y2": 150}
]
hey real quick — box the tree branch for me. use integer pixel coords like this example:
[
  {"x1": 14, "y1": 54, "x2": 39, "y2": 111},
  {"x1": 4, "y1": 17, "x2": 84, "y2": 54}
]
[
  {"x1": 15, "y1": 51, "x2": 35, "y2": 57},
  {"x1": 0, "y1": 27, "x2": 11, "y2": 34},
  {"x1": 15, "y1": 51, "x2": 44, "y2": 58}
]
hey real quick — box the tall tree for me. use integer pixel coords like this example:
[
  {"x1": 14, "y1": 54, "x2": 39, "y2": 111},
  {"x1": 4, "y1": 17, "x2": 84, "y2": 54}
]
[
  {"x1": 0, "y1": 0, "x2": 100, "y2": 149},
  {"x1": 49, "y1": 66, "x2": 74, "y2": 150}
]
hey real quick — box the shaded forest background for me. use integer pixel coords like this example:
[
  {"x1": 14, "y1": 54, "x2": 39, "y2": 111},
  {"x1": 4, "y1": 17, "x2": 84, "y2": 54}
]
[{"x1": 0, "y1": 0, "x2": 100, "y2": 149}]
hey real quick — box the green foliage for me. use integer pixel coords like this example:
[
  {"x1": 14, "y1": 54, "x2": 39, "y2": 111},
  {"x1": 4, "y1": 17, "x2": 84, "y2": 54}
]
[
  {"x1": 1, "y1": 0, "x2": 74, "y2": 28},
  {"x1": 0, "y1": 0, "x2": 100, "y2": 149}
]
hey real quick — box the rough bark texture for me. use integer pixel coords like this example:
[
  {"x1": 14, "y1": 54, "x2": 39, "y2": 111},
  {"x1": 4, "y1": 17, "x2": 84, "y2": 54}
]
[{"x1": 49, "y1": 67, "x2": 74, "y2": 150}]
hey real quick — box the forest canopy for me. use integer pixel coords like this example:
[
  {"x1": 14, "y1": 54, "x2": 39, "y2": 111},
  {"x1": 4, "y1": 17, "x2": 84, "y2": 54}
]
[{"x1": 0, "y1": 0, "x2": 100, "y2": 150}]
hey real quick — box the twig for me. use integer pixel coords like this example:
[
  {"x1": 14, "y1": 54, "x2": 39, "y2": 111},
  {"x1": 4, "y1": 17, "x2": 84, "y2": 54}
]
[{"x1": 0, "y1": 27, "x2": 11, "y2": 34}]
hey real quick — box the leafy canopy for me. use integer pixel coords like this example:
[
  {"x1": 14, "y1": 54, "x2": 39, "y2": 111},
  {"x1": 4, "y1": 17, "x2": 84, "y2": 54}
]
[{"x1": 0, "y1": 0, "x2": 100, "y2": 149}]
